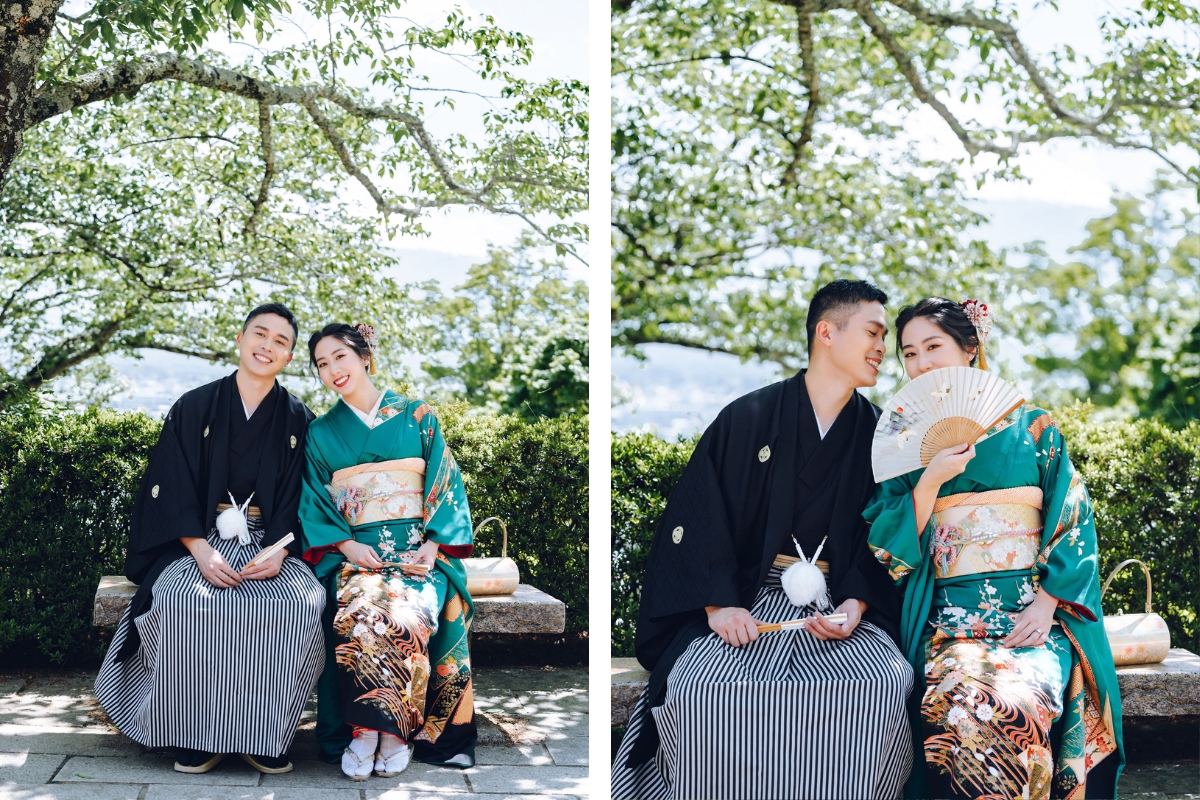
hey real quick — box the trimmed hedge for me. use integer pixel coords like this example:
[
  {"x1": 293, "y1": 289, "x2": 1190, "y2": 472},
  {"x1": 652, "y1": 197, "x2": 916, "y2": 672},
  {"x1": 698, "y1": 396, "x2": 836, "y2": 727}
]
[
  {"x1": 612, "y1": 404, "x2": 1199, "y2": 657},
  {"x1": 0, "y1": 398, "x2": 587, "y2": 667}
]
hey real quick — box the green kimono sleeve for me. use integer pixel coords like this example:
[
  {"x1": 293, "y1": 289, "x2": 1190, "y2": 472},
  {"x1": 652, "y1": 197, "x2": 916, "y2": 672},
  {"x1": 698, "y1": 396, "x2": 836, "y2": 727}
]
[
  {"x1": 864, "y1": 471, "x2": 930, "y2": 585},
  {"x1": 299, "y1": 425, "x2": 354, "y2": 558},
  {"x1": 414, "y1": 404, "x2": 473, "y2": 557},
  {"x1": 1031, "y1": 412, "x2": 1102, "y2": 622}
]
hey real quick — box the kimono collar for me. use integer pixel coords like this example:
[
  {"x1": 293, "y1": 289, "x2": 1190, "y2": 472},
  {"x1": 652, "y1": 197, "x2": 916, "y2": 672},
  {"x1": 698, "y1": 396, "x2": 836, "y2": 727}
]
[
  {"x1": 326, "y1": 389, "x2": 410, "y2": 461},
  {"x1": 796, "y1": 373, "x2": 856, "y2": 487}
]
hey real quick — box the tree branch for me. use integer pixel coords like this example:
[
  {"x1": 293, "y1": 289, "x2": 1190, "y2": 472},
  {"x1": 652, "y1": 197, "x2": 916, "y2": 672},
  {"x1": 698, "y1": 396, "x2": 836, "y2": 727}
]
[
  {"x1": 29, "y1": 52, "x2": 573, "y2": 231},
  {"x1": 855, "y1": 1, "x2": 1018, "y2": 158},
  {"x1": 244, "y1": 101, "x2": 274, "y2": 234},
  {"x1": 621, "y1": 326, "x2": 798, "y2": 368},
  {"x1": 19, "y1": 314, "x2": 128, "y2": 391},
  {"x1": 782, "y1": 11, "x2": 820, "y2": 185}
]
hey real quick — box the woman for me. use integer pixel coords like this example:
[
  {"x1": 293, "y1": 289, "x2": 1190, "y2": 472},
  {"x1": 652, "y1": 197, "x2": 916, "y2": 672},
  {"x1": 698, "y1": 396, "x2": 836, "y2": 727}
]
[
  {"x1": 299, "y1": 323, "x2": 476, "y2": 780},
  {"x1": 863, "y1": 298, "x2": 1124, "y2": 800}
]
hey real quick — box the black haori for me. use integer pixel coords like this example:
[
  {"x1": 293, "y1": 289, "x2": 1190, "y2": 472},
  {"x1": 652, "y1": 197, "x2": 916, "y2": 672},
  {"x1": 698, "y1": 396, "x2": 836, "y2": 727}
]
[
  {"x1": 95, "y1": 519, "x2": 325, "y2": 757},
  {"x1": 612, "y1": 568, "x2": 914, "y2": 800}
]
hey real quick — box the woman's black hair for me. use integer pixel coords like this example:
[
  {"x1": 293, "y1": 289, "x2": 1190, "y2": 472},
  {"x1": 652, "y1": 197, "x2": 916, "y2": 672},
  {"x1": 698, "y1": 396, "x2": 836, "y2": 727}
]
[
  {"x1": 308, "y1": 323, "x2": 373, "y2": 374},
  {"x1": 894, "y1": 297, "x2": 979, "y2": 366}
]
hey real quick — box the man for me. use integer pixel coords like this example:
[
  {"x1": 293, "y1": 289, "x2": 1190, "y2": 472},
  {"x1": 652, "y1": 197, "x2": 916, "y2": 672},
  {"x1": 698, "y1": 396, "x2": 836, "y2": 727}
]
[
  {"x1": 611, "y1": 279, "x2": 914, "y2": 799},
  {"x1": 95, "y1": 303, "x2": 324, "y2": 775}
]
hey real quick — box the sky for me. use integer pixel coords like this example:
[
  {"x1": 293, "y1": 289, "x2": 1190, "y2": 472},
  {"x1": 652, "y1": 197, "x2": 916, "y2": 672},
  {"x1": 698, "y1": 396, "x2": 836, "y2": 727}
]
[
  {"x1": 611, "y1": 0, "x2": 1200, "y2": 441},
  {"x1": 101, "y1": 0, "x2": 588, "y2": 415}
]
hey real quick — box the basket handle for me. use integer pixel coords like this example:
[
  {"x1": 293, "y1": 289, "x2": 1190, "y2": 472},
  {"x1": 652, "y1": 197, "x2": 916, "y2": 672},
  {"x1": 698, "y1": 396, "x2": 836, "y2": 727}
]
[
  {"x1": 472, "y1": 517, "x2": 508, "y2": 558},
  {"x1": 1101, "y1": 558, "x2": 1153, "y2": 614}
]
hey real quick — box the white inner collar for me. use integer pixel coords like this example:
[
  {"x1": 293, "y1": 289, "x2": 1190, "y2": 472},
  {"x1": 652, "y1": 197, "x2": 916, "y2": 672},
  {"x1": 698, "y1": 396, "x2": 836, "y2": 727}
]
[
  {"x1": 813, "y1": 406, "x2": 830, "y2": 440},
  {"x1": 348, "y1": 391, "x2": 386, "y2": 428}
]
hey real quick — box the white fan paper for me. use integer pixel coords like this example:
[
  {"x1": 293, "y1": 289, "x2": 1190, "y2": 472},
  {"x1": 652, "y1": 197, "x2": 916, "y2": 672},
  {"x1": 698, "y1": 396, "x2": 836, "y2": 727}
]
[{"x1": 871, "y1": 367, "x2": 1024, "y2": 483}]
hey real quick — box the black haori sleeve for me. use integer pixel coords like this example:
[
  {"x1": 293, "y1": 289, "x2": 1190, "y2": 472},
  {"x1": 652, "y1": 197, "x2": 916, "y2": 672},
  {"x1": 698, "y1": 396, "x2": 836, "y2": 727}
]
[{"x1": 124, "y1": 397, "x2": 208, "y2": 585}]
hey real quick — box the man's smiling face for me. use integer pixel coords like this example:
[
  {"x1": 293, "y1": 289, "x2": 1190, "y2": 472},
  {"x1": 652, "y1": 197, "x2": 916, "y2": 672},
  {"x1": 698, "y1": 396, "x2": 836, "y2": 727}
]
[{"x1": 236, "y1": 312, "x2": 295, "y2": 379}]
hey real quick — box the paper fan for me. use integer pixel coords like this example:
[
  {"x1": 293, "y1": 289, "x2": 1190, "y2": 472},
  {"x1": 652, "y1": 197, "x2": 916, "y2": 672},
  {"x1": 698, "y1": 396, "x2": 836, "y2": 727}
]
[{"x1": 871, "y1": 366, "x2": 1024, "y2": 483}]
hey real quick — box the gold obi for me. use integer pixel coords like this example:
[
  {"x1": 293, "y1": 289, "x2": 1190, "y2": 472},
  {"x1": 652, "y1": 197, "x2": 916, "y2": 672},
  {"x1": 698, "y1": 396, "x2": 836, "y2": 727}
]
[
  {"x1": 328, "y1": 458, "x2": 426, "y2": 526},
  {"x1": 930, "y1": 487, "x2": 1044, "y2": 579},
  {"x1": 772, "y1": 554, "x2": 829, "y2": 574}
]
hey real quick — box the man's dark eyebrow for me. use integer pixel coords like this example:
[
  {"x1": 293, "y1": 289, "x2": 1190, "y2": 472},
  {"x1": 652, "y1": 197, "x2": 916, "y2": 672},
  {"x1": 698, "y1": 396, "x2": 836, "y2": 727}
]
[{"x1": 252, "y1": 322, "x2": 293, "y2": 344}]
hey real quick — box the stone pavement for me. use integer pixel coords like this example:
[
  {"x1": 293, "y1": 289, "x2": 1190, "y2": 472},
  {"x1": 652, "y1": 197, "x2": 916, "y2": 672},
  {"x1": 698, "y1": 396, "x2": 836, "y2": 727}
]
[{"x1": 0, "y1": 667, "x2": 589, "y2": 800}]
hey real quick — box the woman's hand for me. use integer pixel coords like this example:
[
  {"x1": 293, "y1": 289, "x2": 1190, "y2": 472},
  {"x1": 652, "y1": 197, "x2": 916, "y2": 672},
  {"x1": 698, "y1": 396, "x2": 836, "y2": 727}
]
[
  {"x1": 240, "y1": 548, "x2": 287, "y2": 581},
  {"x1": 921, "y1": 442, "x2": 977, "y2": 487},
  {"x1": 1004, "y1": 586, "x2": 1058, "y2": 649},
  {"x1": 913, "y1": 443, "x2": 977, "y2": 529},
  {"x1": 338, "y1": 539, "x2": 384, "y2": 570},
  {"x1": 182, "y1": 537, "x2": 242, "y2": 588},
  {"x1": 706, "y1": 606, "x2": 763, "y2": 647},
  {"x1": 400, "y1": 538, "x2": 439, "y2": 576}
]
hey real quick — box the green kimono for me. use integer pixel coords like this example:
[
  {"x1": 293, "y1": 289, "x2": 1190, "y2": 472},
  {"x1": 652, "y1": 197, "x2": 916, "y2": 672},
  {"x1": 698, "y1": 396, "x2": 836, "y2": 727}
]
[
  {"x1": 299, "y1": 391, "x2": 476, "y2": 767},
  {"x1": 864, "y1": 405, "x2": 1124, "y2": 800}
]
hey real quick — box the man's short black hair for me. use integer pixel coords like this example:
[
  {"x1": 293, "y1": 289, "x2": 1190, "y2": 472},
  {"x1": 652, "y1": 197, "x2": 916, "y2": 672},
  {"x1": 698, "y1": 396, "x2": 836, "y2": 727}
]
[
  {"x1": 243, "y1": 303, "x2": 299, "y2": 351},
  {"x1": 805, "y1": 279, "x2": 888, "y2": 355}
]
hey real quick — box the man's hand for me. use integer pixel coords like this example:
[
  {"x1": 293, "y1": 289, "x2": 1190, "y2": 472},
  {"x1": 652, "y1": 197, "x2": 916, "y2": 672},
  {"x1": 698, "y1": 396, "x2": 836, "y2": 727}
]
[
  {"x1": 806, "y1": 598, "x2": 867, "y2": 641},
  {"x1": 182, "y1": 537, "x2": 242, "y2": 588},
  {"x1": 706, "y1": 606, "x2": 763, "y2": 647},
  {"x1": 240, "y1": 547, "x2": 287, "y2": 581}
]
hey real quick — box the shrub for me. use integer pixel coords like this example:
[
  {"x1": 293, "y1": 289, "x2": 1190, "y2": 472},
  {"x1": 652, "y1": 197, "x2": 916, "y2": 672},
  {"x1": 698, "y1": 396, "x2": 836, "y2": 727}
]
[
  {"x1": 0, "y1": 397, "x2": 588, "y2": 667},
  {"x1": 612, "y1": 406, "x2": 1199, "y2": 657}
]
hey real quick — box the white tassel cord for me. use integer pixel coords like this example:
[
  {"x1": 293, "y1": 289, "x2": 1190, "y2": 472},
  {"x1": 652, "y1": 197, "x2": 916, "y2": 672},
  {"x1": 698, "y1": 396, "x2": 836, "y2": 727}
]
[
  {"x1": 215, "y1": 491, "x2": 255, "y2": 546},
  {"x1": 780, "y1": 535, "x2": 829, "y2": 608}
]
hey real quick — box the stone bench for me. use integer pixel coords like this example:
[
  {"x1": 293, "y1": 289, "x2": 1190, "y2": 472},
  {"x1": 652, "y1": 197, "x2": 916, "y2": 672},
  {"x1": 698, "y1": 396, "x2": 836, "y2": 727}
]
[
  {"x1": 95, "y1": 575, "x2": 566, "y2": 634},
  {"x1": 610, "y1": 649, "x2": 1200, "y2": 727}
]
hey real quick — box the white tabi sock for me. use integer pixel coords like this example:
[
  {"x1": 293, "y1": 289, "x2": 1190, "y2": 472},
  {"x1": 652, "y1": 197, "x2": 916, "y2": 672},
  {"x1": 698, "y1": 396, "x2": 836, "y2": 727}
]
[
  {"x1": 350, "y1": 729, "x2": 379, "y2": 761},
  {"x1": 379, "y1": 733, "x2": 406, "y2": 757}
]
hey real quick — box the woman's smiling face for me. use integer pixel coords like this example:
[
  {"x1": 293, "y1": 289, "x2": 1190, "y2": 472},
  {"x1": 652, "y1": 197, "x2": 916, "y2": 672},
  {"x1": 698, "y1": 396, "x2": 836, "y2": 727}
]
[
  {"x1": 900, "y1": 316, "x2": 975, "y2": 379},
  {"x1": 313, "y1": 335, "x2": 370, "y2": 396}
]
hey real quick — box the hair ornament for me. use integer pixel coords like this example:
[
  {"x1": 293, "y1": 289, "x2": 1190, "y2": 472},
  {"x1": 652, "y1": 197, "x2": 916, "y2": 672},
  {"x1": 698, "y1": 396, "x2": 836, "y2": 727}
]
[
  {"x1": 353, "y1": 323, "x2": 379, "y2": 375},
  {"x1": 960, "y1": 299, "x2": 991, "y2": 370}
]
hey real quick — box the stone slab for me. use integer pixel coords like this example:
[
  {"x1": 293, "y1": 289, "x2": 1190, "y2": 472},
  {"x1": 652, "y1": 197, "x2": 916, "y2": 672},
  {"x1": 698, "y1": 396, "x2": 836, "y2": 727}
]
[
  {"x1": 92, "y1": 577, "x2": 136, "y2": 627},
  {"x1": 95, "y1": 577, "x2": 565, "y2": 633},
  {"x1": 610, "y1": 658, "x2": 648, "y2": 728},
  {"x1": 0, "y1": 754, "x2": 66, "y2": 786},
  {"x1": 471, "y1": 586, "x2": 566, "y2": 634},
  {"x1": 474, "y1": 745, "x2": 553, "y2": 766},
  {"x1": 1117, "y1": 649, "x2": 1200, "y2": 717},
  {"x1": 53, "y1": 755, "x2": 260, "y2": 786},
  {"x1": 0, "y1": 786, "x2": 142, "y2": 800},
  {"x1": 462, "y1": 765, "x2": 589, "y2": 795},
  {"x1": 484, "y1": 713, "x2": 587, "y2": 746},
  {"x1": 369, "y1": 794, "x2": 582, "y2": 800},
  {"x1": 611, "y1": 652, "x2": 1200, "y2": 725},
  {"x1": 0, "y1": 728, "x2": 143, "y2": 757},
  {"x1": 144, "y1": 789, "x2": 364, "y2": 800},
  {"x1": 1120, "y1": 761, "x2": 1200, "y2": 795},
  {"x1": 512, "y1": 690, "x2": 589, "y2": 716},
  {"x1": 259, "y1": 758, "x2": 468, "y2": 792},
  {"x1": 475, "y1": 669, "x2": 588, "y2": 693},
  {"x1": 544, "y1": 737, "x2": 588, "y2": 767}
]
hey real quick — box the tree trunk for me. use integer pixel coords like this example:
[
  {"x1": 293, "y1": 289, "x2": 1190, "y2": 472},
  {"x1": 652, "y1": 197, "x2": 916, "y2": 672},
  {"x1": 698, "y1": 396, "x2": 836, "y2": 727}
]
[{"x1": 0, "y1": 0, "x2": 62, "y2": 194}]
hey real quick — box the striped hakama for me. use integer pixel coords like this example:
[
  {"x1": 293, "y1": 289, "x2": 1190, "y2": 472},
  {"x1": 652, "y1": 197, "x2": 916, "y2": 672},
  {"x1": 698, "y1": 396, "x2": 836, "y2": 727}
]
[
  {"x1": 95, "y1": 519, "x2": 326, "y2": 756},
  {"x1": 612, "y1": 569, "x2": 914, "y2": 800}
]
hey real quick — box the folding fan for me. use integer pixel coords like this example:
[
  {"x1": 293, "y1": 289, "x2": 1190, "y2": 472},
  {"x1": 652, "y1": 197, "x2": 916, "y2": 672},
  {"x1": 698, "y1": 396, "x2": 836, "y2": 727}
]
[{"x1": 871, "y1": 366, "x2": 1024, "y2": 483}]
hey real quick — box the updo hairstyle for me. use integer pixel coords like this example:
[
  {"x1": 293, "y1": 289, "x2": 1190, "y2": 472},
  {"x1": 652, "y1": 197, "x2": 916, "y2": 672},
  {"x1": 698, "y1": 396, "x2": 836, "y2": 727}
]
[
  {"x1": 893, "y1": 297, "x2": 979, "y2": 367},
  {"x1": 307, "y1": 323, "x2": 377, "y2": 376}
]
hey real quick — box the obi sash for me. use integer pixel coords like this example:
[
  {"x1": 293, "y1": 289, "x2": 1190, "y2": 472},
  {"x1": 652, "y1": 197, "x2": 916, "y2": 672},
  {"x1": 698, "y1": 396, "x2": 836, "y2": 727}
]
[
  {"x1": 327, "y1": 458, "x2": 426, "y2": 526},
  {"x1": 930, "y1": 486, "x2": 1044, "y2": 579},
  {"x1": 771, "y1": 554, "x2": 830, "y2": 574}
]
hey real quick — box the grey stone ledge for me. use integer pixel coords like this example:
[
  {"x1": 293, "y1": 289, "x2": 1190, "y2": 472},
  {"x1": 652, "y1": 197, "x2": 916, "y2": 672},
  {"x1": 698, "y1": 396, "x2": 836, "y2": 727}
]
[{"x1": 95, "y1": 577, "x2": 565, "y2": 634}]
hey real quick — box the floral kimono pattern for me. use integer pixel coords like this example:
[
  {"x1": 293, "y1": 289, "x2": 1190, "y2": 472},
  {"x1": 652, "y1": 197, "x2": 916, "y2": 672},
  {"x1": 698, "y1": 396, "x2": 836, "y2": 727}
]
[
  {"x1": 865, "y1": 405, "x2": 1124, "y2": 800},
  {"x1": 299, "y1": 391, "x2": 475, "y2": 767}
]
